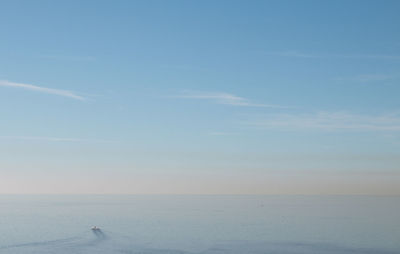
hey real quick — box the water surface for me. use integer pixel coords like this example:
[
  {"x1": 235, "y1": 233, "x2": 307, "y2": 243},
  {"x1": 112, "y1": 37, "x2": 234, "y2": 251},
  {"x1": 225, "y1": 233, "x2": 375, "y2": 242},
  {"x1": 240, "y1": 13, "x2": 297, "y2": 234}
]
[{"x1": 0, "y1": 195, "x2": 399, "y2": 253}]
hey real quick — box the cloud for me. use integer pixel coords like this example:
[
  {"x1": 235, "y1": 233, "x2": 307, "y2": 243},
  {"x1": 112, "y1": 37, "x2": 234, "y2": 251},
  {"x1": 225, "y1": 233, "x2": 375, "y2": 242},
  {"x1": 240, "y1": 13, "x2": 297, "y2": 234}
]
[
  {"x1": 337, "y1": 74, "x2": 395, "y2": 82},
  {"x1": 177, "y1": 91, "x2": 288, "y2": 108},
  {"x1": 0, "y1": 136, "x2": 112, "y2": 143},
  {"x1": 266, "y1": 51, "x2": 400, "y2": 60},
  {"x1": 39, "y1": 54, "x2": 96, "y2": 61},
  {"x1": 0, "y1": 80, "x2": 85, "y2": 101},
  {"x1": 244, "y1": 111, "x2": 400, "y2": 131},
  {"x1": 267, "y1": 51, "x2": 319, "y2": 58},
  {"x1": 208, "y1": 132, "x2": 238, "y2": 136}
]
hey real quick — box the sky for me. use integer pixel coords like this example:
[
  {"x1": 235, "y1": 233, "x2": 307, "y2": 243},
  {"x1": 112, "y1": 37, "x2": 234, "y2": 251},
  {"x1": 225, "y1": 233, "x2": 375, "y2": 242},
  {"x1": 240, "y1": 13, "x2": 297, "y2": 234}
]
[{"x1": 1, "y1": 0, "x2": 400, "y2": 194}]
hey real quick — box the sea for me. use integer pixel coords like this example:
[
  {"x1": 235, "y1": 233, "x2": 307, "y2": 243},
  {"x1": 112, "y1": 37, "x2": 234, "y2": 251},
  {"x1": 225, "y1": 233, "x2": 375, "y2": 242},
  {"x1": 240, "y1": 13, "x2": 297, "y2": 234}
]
[{"x1": 0, "y1": 195, "x2": 399, "y2": 254}]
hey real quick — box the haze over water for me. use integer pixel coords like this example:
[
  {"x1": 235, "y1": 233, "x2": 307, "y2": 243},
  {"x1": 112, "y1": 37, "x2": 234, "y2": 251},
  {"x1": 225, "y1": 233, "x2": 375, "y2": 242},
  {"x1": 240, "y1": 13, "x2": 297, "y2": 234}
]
[{"x1": 1, "y1": 195, "x2": 399, "y2": 254}]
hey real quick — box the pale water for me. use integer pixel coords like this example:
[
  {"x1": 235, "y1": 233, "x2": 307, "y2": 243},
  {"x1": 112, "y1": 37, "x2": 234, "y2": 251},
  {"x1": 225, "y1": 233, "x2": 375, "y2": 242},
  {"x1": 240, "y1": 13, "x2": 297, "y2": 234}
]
[{"x1": 0, "y1": 195, "x2": 399, "y2": 254}]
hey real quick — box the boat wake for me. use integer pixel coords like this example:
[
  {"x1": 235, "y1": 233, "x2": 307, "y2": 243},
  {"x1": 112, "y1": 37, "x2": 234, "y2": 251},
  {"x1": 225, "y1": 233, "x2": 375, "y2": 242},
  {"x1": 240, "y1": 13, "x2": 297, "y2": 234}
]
[
  {"x1": 0, "y1": 230, "x2": 110, "y2": 254},
  {"x1": 0, "y1": 237, "x2": 81, "y2": 250}
]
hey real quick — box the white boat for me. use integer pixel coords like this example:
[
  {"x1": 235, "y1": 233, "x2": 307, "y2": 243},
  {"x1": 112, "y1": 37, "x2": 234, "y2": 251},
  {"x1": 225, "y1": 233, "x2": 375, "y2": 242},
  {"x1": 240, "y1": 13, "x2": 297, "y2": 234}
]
[{"x1": 91, "y1": 226, "x2": 100, "y2": 231}]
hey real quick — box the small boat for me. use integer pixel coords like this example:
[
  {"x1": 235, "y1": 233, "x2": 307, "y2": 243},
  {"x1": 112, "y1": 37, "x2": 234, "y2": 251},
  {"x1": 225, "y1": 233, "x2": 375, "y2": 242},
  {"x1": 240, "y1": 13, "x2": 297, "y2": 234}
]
[{"x1": 91, "y1": 226, "x2": 100, "y2": 231}]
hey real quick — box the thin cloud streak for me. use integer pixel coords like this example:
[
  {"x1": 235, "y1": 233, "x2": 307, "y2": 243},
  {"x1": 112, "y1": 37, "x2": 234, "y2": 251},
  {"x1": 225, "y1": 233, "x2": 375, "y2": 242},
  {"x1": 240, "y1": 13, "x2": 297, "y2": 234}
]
[
  {"x1": 208, "y1": 132, "x2": 238, "y2": 136},
  {"x1": 0, "y1": 136, "x2": 113, "y2": 143},
  {"x1": 177, "y1": 91, "x2": 289, "y2": 108},
  {"x1": 0, "y1": 80, "x2": 85, "y2": 101},
  {"x1": 245, "y1": 112, "x2": 400, "y2": 131},
  {"x1": 39, "y1": 54, "x2": 96, "y2": 61},
  {"x1": 336, "y1": 74, "x2": 396, "y2": 82},
  {"x1": 266, "y1": 51, "x2": 400, "y2": 60},
  {"x1": 266, "y1": 51, "x2": 318, "y2": 58}
]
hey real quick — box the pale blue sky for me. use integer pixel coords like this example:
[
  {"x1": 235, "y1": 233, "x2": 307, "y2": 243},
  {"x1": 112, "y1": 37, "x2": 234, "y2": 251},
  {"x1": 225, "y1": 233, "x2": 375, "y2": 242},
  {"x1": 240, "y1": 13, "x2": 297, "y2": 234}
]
[{"x1": 1, "y1": 0, "x2": 400, "y2": 194}]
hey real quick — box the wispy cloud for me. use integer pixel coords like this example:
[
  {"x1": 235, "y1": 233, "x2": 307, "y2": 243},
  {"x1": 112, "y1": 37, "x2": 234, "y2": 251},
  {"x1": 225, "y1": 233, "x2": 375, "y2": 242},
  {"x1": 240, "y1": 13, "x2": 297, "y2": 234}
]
[
  {"x1": 0, "y1": 80, "x2": 85, "y2": 101},
  {"x1": 244, "y1": 112, "x2": 400, "y2": 131},
  {"x1": 336, "y1": 74, "x2": 396, "y2": 82},
  {"x1": 39, "y1": 54, "x2": 96, "y2": 61},
  {"x1": 177, "y1": 91, "x2": 288, "y2": 108},
  {"x1": 267, "y1": 51, "x2": 319, "y2": 58},
  {"x1": 0, "y1": 136, "x2": 112, "y2": 143},
  {"x1": 266, "y1": 51, "x2": 400, "y2": 60},
  {"x1": 208, "y1": 132, "x2": 238, "y2": 136}
]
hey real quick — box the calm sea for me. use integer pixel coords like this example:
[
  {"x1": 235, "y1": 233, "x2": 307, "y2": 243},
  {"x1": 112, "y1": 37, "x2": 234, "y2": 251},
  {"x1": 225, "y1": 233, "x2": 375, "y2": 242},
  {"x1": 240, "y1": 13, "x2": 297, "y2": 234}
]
[{"x1": 0, "y1": 195, "x2": 399, "y2": 254}]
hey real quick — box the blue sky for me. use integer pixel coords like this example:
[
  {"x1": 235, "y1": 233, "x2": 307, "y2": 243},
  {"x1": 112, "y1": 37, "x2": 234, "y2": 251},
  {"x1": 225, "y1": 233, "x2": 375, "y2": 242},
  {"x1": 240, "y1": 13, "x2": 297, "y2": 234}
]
[{"x1": 1, "y1": 0, "x2": 400, "y2": 194}]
